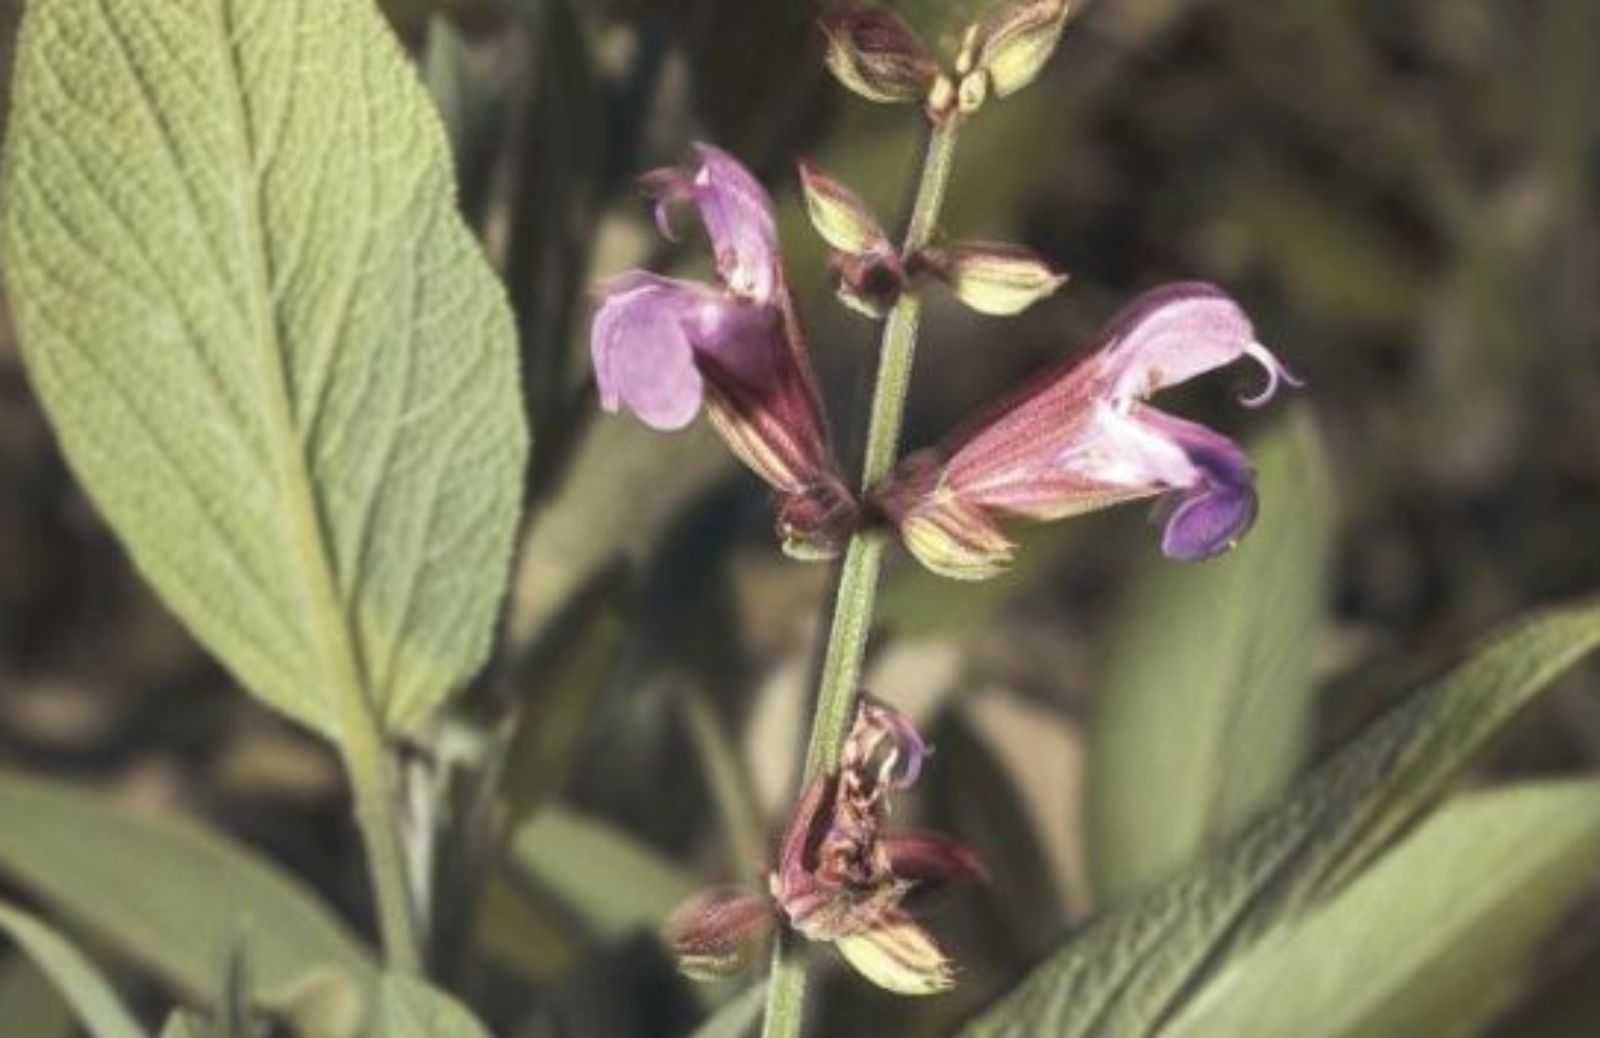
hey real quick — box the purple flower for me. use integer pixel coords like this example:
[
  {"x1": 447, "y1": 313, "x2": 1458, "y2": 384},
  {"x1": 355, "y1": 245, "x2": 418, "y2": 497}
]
[
  {"x1": 873, "y1": 282, "x2": 1300, "y2": 578},
  {"x1": 591, "y1": 145, "x2": 854, "y2": 557}
]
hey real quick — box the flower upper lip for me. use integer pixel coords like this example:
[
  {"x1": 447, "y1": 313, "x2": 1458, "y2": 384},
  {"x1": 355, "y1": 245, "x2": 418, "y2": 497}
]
[{"x1": 589, "y1": 144, "x2": 856, "y2": 559}]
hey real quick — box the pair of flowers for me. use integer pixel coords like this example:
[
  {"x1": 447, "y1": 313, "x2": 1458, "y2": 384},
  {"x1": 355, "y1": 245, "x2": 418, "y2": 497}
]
[{"x1": 589, "y1": 146, "x2": 1299, "y2": 578}]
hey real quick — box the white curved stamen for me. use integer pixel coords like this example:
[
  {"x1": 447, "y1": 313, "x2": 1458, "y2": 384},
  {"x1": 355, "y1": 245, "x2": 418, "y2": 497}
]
[{"x1": 1238, "y1": 341, "x2": 1305, "y2": 408}]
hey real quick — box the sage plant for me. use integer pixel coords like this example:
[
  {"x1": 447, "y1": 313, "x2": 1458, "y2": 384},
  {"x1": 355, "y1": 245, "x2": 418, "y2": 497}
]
[
  {"x1": 3, "y1": 1, "x2": 1599, "y2": 1036},
  {"x1": 587, "y1": 0, "x2": 1297, "y2": 1031}
]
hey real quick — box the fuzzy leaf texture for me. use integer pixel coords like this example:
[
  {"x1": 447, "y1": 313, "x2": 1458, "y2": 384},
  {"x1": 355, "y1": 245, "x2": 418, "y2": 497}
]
[
  {"x1": 959, "y1": 598, "x2": 1600, "y2": 1038},
  {"x1": 0, "y1": 0, "x2": 527, "y2": 737}
]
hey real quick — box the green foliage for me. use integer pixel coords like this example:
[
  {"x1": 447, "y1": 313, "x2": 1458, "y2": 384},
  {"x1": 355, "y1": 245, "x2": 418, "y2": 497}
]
[
  {"x1": 508, "y1": 417, "x2": 729, "y2": 648},
  {"x1": 499, "y1": 603, "x2": 626, "y2": 827},
  {"x1": 510, "y1": 806, "x2": 695, "y2": 941},
  {"x1": 374, "y1": 975, "x2": 491, "y2": 1038},
  {"x1": 1088, "y1": 411, "x2": 1334, "y2": 903},
  {"x1": 927, "y1": 713, "x2": 1068, "y2": 957},
  {"x1": 689, "y1": 982, "x2": 769, "y2": 1038},
  {"x1": 0, "y1": 955, "x2": 76, "y2": 1038},
  {"x1": 0, "y1": 899, "x2": 148, "y2": 1038},
  {"x1": 0, "y1": 0, "x2": 527, "y2": 738},
  {"x1": 159, "y1": 1014, "x2": 206, "y2": 1038},
  {"x1": 958, "y1": 598, "x2": 1600, "y2": 1038},
  {"x1": 0, "y1": 771, "x2": 374, "y2": 1017},
  {"x1": 1163, "y1": 780, "x2": 1600, "y2": 1038}
]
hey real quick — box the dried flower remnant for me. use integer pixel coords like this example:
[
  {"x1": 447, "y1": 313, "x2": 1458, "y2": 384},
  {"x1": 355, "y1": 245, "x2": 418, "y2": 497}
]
[
  {"x1": 590, "y1": 145, "x2": 854, "y2": 558},
  {"x1": 663, "y1": 701, "x2": 983, "y2": 995},
  {"x1": 874, "y1": 283, "x2": 1303, "y2": 579}
]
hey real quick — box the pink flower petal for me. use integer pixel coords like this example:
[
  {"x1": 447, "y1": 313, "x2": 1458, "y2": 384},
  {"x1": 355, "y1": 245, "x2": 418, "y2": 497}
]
[
  {"x1": 690, "y1": 143, "x2": 781, "y2": 303},
  {"x1": 1099, "y1": 282, "x2": 1296, "y2": 405},
  {"x1": 590, "y1": 273, "x2": 708, "y2": 430}
]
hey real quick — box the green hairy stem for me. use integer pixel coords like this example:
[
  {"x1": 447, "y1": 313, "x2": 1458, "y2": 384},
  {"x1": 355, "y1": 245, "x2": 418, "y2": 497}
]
[{"x1": 761, "y1": 117, "x2": 963, "y2": 1038}]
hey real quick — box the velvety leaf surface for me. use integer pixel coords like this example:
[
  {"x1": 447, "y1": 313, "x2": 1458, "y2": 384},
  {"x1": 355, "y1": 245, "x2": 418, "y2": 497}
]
[
  {"x1": 958, "y1": 598, "x2": 1600, "y2": 1038},
  {"x1": 1088, "y1": 411, "x2": 1333, "y2": 903},
  {"x1": 0, "y1": 771, "x2": 375, "y2": 1014},
  {"x1": 1162, "y1": 780, "x2": 1600, "y2": 1038},
  {"x1": 0, "y1": 900, "x2": 147, "y2": 1038},
  {"x1": 0, "y1": 0, "x2": 526, "y2": 737}
]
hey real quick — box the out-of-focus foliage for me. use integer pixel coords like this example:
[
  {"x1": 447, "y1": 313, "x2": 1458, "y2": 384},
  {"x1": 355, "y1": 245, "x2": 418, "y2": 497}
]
[
  {"x1": 2, "y1": 0, "x2": 1598, "y2": 1036},
  {"x1": 0, "y1": 900, "x2": 147, "y2": 1038},
  {"x1": 959, "y1": 600, "x2": 1600, "y2": 1037},
  {"x1": 1162, "y1": 780, "x2": 1600, "y2": 1038},
  {"x1": 1087, "y1": 411, "x2": 1334, "y2": 905},
  {"x1": 376, "y1": 975, "x2": 494, "y2": 1038},
  {"x1": 0, "y1": 772, "x2": 373, "y2": 1018},
  {"x1": 0, "y1": 953, "x2": 76, "y2": 1038}
]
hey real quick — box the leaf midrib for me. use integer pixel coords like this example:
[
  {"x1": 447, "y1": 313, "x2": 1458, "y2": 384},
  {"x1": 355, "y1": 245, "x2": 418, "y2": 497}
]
[{"x1": 209, "y1": 0, "x2": 377, "y2": 736}]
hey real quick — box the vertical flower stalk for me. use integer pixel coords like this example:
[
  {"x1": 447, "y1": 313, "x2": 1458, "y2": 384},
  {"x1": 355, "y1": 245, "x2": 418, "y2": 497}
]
[{"x1": 760, "y1": 113, "x2": 963, "y2": 1038}]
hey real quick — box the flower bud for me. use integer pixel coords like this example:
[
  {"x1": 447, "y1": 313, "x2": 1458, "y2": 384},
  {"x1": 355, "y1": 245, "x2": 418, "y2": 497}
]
[
  {"x1": 957, "y1": 70, "x2": 989, "y2": 115},
  {"x1": 798, "y1": 160, "x2": 890, "y2": 256},
  {"x1": 835, "y1": 911, "x2": 955, "y2": 996},
  {"x1": 776, "y1": 478, "x2": 858, "y2": 561},
  {"x1": 897, "y1": 498, "x2": 1017, "y2": 580},
  {"x1": 977, "y1": 0, "x2": 1072, "y2": 98},
  {"x1": 925, "y1": 73, "x2": 957, "y2": 122},
  {"x1": 919, "y1": 242, "x2": 1069, "y2": 315},
  {"x1": 831, "y1": 251, "x2": 906, "y2": 319},
  {"x1": 820, "y1": 7, "x2": 938, "y2": 105},
  {"x1": 663, "y1": 888, "x2": 775, "y2": 982},
  {"x1": 872, "y1": 450, "x2": 1016, "y2": 580}
]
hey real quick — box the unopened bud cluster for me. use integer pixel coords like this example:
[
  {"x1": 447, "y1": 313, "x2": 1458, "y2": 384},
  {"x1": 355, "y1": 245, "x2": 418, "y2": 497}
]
[
  {"x1": 799, "y1": 160, "x2": 1068, "y2": 321},
  {"x1": 821, "y1": 1, "x2": 1072, "y2": 124}
]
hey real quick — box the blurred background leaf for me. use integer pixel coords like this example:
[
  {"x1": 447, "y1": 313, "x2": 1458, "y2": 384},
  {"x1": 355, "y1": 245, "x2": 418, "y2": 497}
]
[
  {"x1": 0, "y1": 900, "x2": 147, "y2": 1038},
  {"x1": 158, "y1": 1014, "x2": 205, "y2": 1038},
  {"x1": 959, "y1": 599, "x2": 1600, "y2": 1038},
  {"x1": 509, "y1": 805, "x2": 696, "y2": 943},
  {"x1": 687, "y1": 981, "x2": 767, "y2": 1038},
  {"x1": 377, "y1": 975, "x2": 492, "y2": 1038},
  {"x1": 1162, "y1": 780, "x2": 1600, "y2": 1038},
  {"x1": 1087, "y1": 409, "x2": 1334, "y2": 905},
  {"x1": 0, "y1": 953, "x2": 75, "y2": 1038},
  {"x1": 0, "y1": 772, "x2": 374, "y2": 1019}
]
